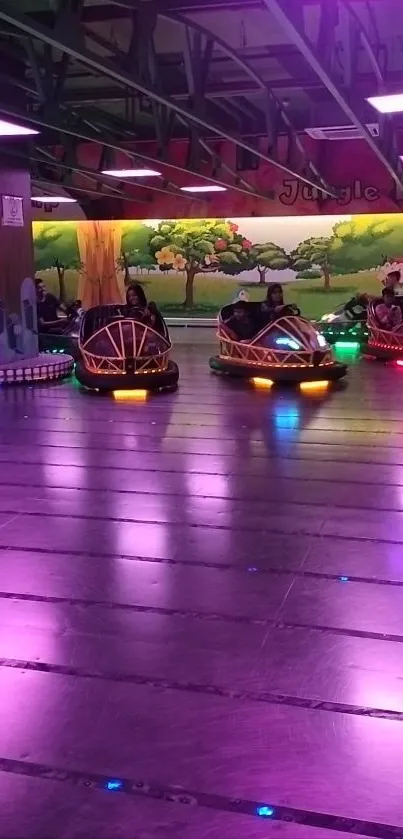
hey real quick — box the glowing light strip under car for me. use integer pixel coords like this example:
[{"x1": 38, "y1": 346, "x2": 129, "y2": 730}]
[
  {"x1": 113, "y1": 390, "x2": 148, "y2": 401},
  {"x1": 252, "y1": 378, "x2": 274, "y2": 388},
  {"x1": 299, "y1": 381, "x2": 329, "y2": 392}
]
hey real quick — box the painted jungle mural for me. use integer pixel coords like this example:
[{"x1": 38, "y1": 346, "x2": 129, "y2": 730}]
[{"x1": 32, "y1": 214, "x2": 403, "y2": 320}]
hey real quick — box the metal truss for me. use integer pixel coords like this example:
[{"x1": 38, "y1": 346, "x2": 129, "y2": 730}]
[
  {"x1": 2, "y1": 144, "x2": 151, "y2": 205},
  {"x1": 30, "y1": 0, "x2": 388, "y2": 26},
  {"x1": 0, "y1": 0, "x2": 336, "y2": 201},
  {"x1": 163, "y1": 10, "x2": 333, "y2": 195},
  {"x1": 262, "y1": 0, "x2": 403, "y2": 191}
]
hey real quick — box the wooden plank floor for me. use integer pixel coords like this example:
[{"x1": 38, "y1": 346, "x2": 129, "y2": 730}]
[{"x1": 0, "y1": 341, "x2": 403, "y2": 838}]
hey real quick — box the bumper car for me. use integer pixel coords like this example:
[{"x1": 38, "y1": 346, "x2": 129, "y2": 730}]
[
  {"x1": 319, "y1": 295, "x2": 368, "y2": 345},
  {"x1": 39, "y1": 323, "x2": 80, "y2": 359},
  {"x1": 364, "y1": 299, "x2": 403, "y2": 360},
  {"x1": 320, "y1": 261, "x2": 403, "y2": 346},
  {"x1": 75, "y1": 304, "x2": 179, "y2": 392},
  {"x1": 38, "y1": 303, "x2": 82, "y2": 359},
  {"x1": 209, "y1": 303, "x2": 347, "y2": 384}
]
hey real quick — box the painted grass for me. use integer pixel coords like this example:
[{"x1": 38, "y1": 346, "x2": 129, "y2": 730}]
[{"x1": 36, "y1": 268, "x2": 380, "y2": 320}]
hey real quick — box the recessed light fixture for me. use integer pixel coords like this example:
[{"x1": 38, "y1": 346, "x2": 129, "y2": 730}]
[
  {"x1": 0, "y1": 118, "x2": 39, "y2": 136},
  {"x1": 180, "y1": 185, "x2": 227, "y2": 193},
  {"x1": 101, "y1": 168, "x2": 162, "y2": 178},
  {"x1": 367, "y1": 93, "x2": 403, "y2": 114},
  {"x1": 32, "y1": 196, "x2": 77, "y2": 203}
]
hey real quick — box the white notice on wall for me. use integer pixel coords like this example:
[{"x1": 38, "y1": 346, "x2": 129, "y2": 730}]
[{"x1": 1, "y1": 194, "x2": 24, "y2": 227}]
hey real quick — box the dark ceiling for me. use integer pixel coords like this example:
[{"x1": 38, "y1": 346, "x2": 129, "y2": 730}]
[{"x1": 0, "y1": 0, "x2": 402, "y2": 211}]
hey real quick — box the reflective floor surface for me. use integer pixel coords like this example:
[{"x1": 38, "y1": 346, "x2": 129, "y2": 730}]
[{"x1": 0, "y1": 342, "x2": 403, "y2": 838}]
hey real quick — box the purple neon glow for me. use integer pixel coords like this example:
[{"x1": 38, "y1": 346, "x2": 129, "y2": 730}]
[{"x1": 0, "y1": 119, "x2": 39, "y2": 136}]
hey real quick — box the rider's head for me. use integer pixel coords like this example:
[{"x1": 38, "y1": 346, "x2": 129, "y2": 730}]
[
  {"x1": 385, "y1": 270, "x2": 401, "y2": 289},
  {"x1": 233, "y1": 301, "x2": 249, "y2": 320},
  {"x1": 35, "y1": 278, "x2": 46, "y2": 301},
  {"x1": 126, "y1": 283, "x2": 147, "y2": 308},
  {"x1": 266, "y1": 283, "x2": 283, "y2": 307}
]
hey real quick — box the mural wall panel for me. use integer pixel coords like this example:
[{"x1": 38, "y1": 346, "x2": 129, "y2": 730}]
[{"x1": 33, "y1": 214, "x2": 403, "y2": 321}]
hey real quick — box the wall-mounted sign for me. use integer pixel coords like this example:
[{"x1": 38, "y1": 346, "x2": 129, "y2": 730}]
[
  {"x1": 279, "y1": 179, "x2": 381, "y2": 207},
  {"x1": 1, "y1": 194, "x2": 24, "y2": 227}
]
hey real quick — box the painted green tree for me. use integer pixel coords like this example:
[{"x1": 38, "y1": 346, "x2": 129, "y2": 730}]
[
  {"x1": 330, "y1": 216, "x2": 403, "y2": 274},
  {"x1": 120, "y1": 222, "x2": 155, "y2": 284},
  {"x1": 149, "y1": 219, "x2": 254, "y2": 308},
  {"x1": 251, "y1": 242, "x2": 290, "y2": 283},
  {"x1": 291, "y1": 237, "x2": 335, "y2": 290},
  {"x1": 33, "y1": 222, "x2": 81, "y2": 302}
]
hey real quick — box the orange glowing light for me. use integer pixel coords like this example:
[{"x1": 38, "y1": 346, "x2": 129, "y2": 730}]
[
  {"x1": 300, "y1": 380, "x2": 329, "y2": 392},
  {"x1": 252, "y1": 377, "x2": 274, "y2": 388},
  {"x1": 395, "y1": 360, "x2": 403, "y2": 367},
  {"x1": 113, "y1": 389, "x2": 148, "y2": 401}
]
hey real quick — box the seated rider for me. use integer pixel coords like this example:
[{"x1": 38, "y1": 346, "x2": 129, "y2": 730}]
[
  {"x1": 35, "y1": 278, "x2": 74, "y2": 334},
  {"x1": 125, "y1": 283, "x2": 163, "y2": 354},
  {"x1": 375, "y1": 288, "x2": 403, "y2": 331},
  {"x1": 125, "y1": 283, "x2": 159, "y2": 329},
  {"x1": 259, "y1": 283, "x2": 300, "y2": 328},
  {"x1": 223, "y1": 301, "x2": 256, "y2": 342}
]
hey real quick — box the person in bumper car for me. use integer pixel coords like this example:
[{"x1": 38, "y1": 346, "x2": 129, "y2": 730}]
[
  {"x1": 125, "y1": 283, "x2": 163, "y2": 354},
  {"x1": 375, "y1": 288, "x2": 403, "y2": 332},
  {"x1": 259, "y1": 283, "x2": 300, "y2": 329},
  {"x1": 223, "y1": 301, "x2": 256, "y2": 342},
  {"x1": 35, "y1": 278, "x2": 75, "y2": 335}
]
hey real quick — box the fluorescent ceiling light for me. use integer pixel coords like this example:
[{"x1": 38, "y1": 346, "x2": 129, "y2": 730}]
[
  {"x1": 180, "y1": 185, "x2": 227, "y2": 193},
  {"x1": 32, "y1": 196, "x2": 77, "y2": 203},
  {"x1": 367, "y1": 93, "x2": 403, "y2": 114},
  {"x1": 101, "y1": 168, "x2": 161, "y2": 177},
  {"x1": 0, "y1": 118, "x2": 39, "y2": 136}
]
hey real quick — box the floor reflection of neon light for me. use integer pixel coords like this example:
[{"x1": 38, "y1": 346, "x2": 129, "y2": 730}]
[{"x1": 273, "y1": 403, "x2": 300, "y2": 440}]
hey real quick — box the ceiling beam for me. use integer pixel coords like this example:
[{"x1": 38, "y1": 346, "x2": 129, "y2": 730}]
[
  {"x1": 262, "y1": 0, "x2": 403, "y2": 190},
  {"x1": 28, "y1": 0, "x2": 391, "y2": 24},
  {"x1": 0, "y1": 101, "x2": 270, "y2": 201},
  {"x1": 32, "y1": 177, "x2": 144, "y2": 203},
  {"x1": 0, "y1": 0, "x2": 335, "y2": 196}
]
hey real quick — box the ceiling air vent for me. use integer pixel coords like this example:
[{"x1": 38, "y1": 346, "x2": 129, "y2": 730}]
[{"x1": 305, "y1": 123, "x2": 379, "y2": 140}]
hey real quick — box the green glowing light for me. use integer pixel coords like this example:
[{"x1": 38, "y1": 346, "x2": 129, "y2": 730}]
[{"x1": 334, "y1": 341, "x2": 359, "y2": 349}]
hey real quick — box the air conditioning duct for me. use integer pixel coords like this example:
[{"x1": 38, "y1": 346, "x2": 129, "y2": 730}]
[{"x1": 305, "y1": 123, "x2": 379, "y2": 141}]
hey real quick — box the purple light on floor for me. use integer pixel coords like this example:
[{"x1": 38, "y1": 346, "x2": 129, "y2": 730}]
[{"x1": 0, "y1": 118, "x2": 39, "y2": 136}]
